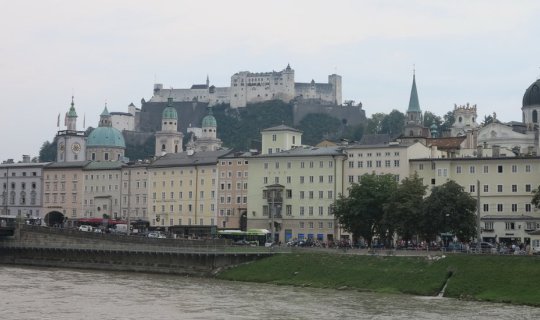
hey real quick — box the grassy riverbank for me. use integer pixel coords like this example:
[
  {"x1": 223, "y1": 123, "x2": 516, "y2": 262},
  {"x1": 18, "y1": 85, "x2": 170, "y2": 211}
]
[{"x1": 216, "y1": 252, "x2": 540, "y2": 306}]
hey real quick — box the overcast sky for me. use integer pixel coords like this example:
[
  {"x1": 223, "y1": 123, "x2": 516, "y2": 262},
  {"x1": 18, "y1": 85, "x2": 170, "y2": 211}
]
[{"x1": 1, "y1": 0, "x2": 539, "y2": 161}]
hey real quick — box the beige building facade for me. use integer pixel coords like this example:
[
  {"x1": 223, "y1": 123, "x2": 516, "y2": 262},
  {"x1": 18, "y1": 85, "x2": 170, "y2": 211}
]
[
  {"x1": 216, "y1": 153, "x2": 251, "y2": 229},
  {"x1": 410, "y1": 156, "x2": 540, "y2": 245}
]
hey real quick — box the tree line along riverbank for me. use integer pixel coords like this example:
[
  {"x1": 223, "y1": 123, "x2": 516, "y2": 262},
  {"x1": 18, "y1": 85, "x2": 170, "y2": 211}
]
[{"x1": 216, "y1": 253, "x2": 540, "y2": 306}]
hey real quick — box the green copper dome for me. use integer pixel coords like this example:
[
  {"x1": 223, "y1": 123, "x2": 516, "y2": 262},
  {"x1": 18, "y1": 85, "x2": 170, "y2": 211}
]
[
  {"x1": 202, "y1": 114, "x2": 217, "y2": 127},
  {"x1": 87, "y1": 127, "x2": 126, "y2": 148},
  {"x1": 202, "y1": 107, "x2": 217, "y2": 127},
  {"x1": 163, "y1": 107, "x2": 178, "y2": 120},
  {"x1": 162, "y1": 97, "x2": 178, "y2": 120}
]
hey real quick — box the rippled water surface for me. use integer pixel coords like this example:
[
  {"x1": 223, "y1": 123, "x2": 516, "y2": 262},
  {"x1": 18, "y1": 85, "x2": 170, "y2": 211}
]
[{"x1": 0, "y1": 266, "x2": 538, "y2": 319}]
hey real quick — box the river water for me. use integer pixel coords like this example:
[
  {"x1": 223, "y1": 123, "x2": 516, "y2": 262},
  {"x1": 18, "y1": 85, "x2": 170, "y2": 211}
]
[{"x1": 0, "y1": 266, "x2": 538, "y2": 320}]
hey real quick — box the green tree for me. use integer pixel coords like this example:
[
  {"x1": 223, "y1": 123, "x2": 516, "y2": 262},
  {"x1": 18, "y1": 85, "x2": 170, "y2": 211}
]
[
  {"x1": 298, "y1": 113, "x2": 341, "y2": 145},
  {"x1": 421, "y1": 180, "x2": 477, "y2": 242},
  {"x1": 366, "y1": 113, "x2": 386, "y2": 134},
  {"x1": 531, "y1": 185, "x2": 540, "y2": 209},
  {"x1": 423, "y1": 111, "x2": 442, "y2": 128},
  {"x1": 380, "y1": 110, "x2": 405, "y2": 137},
  {"x1": 440, "y1": 111, "x2": 455, "y2": 133},
  {"x1": 383, "y1": 173, "x2": 427, "y2": 243},
  {"x1": 333, "y1": 173, "x2": 397, "y2": 247},
  {"x1": 39, "y1": 140, "x2": 57, "y2": 162}
]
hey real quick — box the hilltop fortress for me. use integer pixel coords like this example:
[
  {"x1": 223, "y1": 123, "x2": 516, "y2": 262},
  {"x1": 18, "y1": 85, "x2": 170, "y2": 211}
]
[{"x1": 149, "y1": 64, "x2": 342, "y2": 108}]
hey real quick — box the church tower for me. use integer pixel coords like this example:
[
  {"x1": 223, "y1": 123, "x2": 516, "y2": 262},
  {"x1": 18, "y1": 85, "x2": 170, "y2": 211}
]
[
  {"x1": 155, "y1": 98, "x2": 183, "y2": 156},
  {"x1": 188, "y1": 106, "x2": 222, "y2": 152},
  {"x1": 56, "y1": 97, "x2": 86, "y2": 162},
  {"x1": 403, "y1": 71, "x2": 428, "y2": 138}
]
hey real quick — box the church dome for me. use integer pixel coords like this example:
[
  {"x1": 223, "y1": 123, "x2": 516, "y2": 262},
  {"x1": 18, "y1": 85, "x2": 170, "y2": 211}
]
[
  {"x1": 523, "y1": 79, "x2": 540, "y2": 107},
  {"x1": 87, "y1": 127, "x2": 126, "y2": 148},
  {"x1": 202, "y1": 114, "x2": 217, "y2": 127},
  {"x1": 162, "y1": 106, "x2": 178, "y2": 120}
]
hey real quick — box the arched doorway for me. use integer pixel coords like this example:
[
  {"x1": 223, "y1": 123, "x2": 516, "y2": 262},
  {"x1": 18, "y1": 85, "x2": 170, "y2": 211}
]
[{"x1": 44, "y1": 211, "x2": 64, "y2": 227}]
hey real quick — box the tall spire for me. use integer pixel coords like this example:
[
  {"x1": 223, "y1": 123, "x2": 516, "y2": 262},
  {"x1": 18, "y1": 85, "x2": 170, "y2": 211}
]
[{"x1": 407, "y1": 71, "x2": 421, "y2": 112}]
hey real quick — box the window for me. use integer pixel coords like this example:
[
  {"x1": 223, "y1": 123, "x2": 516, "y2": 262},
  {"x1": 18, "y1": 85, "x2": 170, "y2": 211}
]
[
  {"x1": 300, "y1": 221, "x2": 305, "y2": 228},
  {"x1": 525, "y1": 165, "x2": 531, "y2": 173},
  {"x1": 318, "y1": 206, "x2": 323, "y2": 216},
  {"x1": 376, "y1": 160, "x2": 381, "y2": 168},
  {"x1": 300, "y1": 162, "x2": 305, "y2": 168},
  {"x1": 264, "y1": 163, "x2": 268, "y2": 169},
  {"x1": 497, "y1": 185, "x2": 503, "y2": 192},
  {"x1": 483, "y1": 203, "x2": 489, "y2": 212},
  {"x1": 385, "y1": 160, "x2": 391, "y2": 168},
  {"x1": 526, "y1": 184, "x2": 532, "y2": 192},
  {"x1": 287, "y1": 162, "x2": 291, "y2": 169},
  {"x1": 456, "y1": 166, "x2": 462, "y2": 174},
  {"x1": 469, "y1": 185, "x2": 475, "y2": 193},
  {"x1": 512, "y1": 185, "x2": 517, "y2": 192},
  {"x1": 483, "y1": 185, "x2": 489, "y2": 192},
  {"x1": 286, "y1": 189, "x2": 292, "y2": 199},
  {"x1": 348, "y1": 161, "x2": 354, "y2": 168},
  {"x1": 511, "y1": 204, "x2": 518, "y2": 212},
  {"x1": 275, "y1": 162, "x2": 279, "y2": 169},
  {"x1": 319, "y1": 176, "x2": 324, "y2": 183},
  {"x1": 300, "y1": 207, "x2": 305, "y2": 216},
  {"x1": 286, "y1": 205, "x2": 292, "y2": 216},
  {"x1": 419, "y1": 164, "x2": 424, "y2": 170},
  {"x1": 484, "y1": 222, "x2": 494, "y2": 231},
  {"x1": 286, "y1": 176, "x2": 291, "y2": 184},
  {"x1": 328, "y1": 191, "x2": 333, "y2": 199},
  {"x1": 358, "y1": 161, "x2": 363, "y2": 168},
  {"x1": 511, "y1": 165, "x2": 518, "y2": 173},
  {"x1": 309, "y1": 176, "x2": 314, "y2": 183},
  {"x1": 300, "y1": 191, "x2": 305, "y2": 199},
  {"x1": 526, "y1": 203, "x2": 532, "y2": 212},
  {"x1": 469, "y1": 166, "x2": 475, "y2": 174},
  {"x1": 498, "y1": 165, "x2": 503, "y2": 173},
  {"x1": 318, "y1": 191, "x2": 323, "y2": 199},
  {"x1": 309, "y1": 191, "x2": 313, "y2": 199},
  {"x1": 328, "y1": 176, "x2": 333, "y2": 183},
  {"x1": 300, "y1": 176, "x2": 304, "y2": 184},
  {"x1": 394, "y1": 160, "x2": 400, "y2": 167},
  {"x1": 483, "y1": 165, "x2": 489, "y2": 174},
  {"x1": 497, "y1": 204, "x2": 503, "y2": 212},
  {"x1": 348, "y1": 176, "x2": 354, "y2": 183},
  {"x1": 308, "y1": 207, "x2": 313, "y2": 216},
  {"x1": 505, "y1": 222, "x2": 515, "y2": 230},
  {"x1": 366, "y1": 161, "x2": 372, "y2": 168}
]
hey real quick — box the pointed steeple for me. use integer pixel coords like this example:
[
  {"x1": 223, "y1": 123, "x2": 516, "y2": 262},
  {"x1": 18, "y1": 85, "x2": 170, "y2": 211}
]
[
  {"x1": 407, "y1": 71, "x2": 421, "y2": 112},
  {"x1": 67, "y1": 96, "x2": 77, "y2": 117},
  {"x1": 206, "y1": 75, "x2": 209, "y2": 88}
]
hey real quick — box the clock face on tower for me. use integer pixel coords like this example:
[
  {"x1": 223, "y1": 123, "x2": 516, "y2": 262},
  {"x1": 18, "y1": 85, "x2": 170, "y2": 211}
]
[{"x1": 71, "y1": 142, "x2": 81, "y2": 153}]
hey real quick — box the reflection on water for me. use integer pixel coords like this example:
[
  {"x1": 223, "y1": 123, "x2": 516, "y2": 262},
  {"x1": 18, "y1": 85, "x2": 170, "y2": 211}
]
[{"x1": 0, "y1": 266, "x2": 538, "y2": 320}]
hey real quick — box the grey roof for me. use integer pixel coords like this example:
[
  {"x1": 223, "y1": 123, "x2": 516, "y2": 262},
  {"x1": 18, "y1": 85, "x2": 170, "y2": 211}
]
[
  {"x1": 0, "y1": 162, "x2": 51, "y2": 169},
  {"x1": 481, "y1": 215, "x2": 539, "y2": 221},
  {"x1": 110, "y1": 112, "x2": 133, "y2": 117},
  {"x1": 83, "y1": 161, "x2": 126, "y2": 171},
  {"x1": 410, "y1": 155, "x2": 540, "y2": 162},
  {"x1": 346, "y1": 143, "x2": 407, "y2": 150},
  {"x1": 45, "y1": 161, "x2": 90, "y2": 169},
  {"x1": 359, "y1": 134, "x2": 391, "y2": 145},
  {"x1": 261, "y1": 124, "x2": 302, "y2": 133},
  {"x1": 150, "y1": 149, "x2": 233, "y2": 168},
  {"x1": 253, "y1": 146, "x2": 344, "y2": 158},
  {"x1": 190, "y1": 84, "x2": 208, "y2": 90}
]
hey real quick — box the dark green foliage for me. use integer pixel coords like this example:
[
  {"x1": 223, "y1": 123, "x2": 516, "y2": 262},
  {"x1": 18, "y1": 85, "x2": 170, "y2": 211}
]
[
  {"x1": 365, "y1": 113, "x2": 386, "y2": 134},
  {"x1": 421, "y1": 180, "x2": 477, "y2": 242},
  {"x1": 333, "y1": 174, "x2": 398, "y2": 246},
  {"x1": 298, "y1": 113, "x2": 342, "y2": 145},
  {"x1": 125, "y1": 135, "x2": 155, "y2": 161},
  {"x1": 531, "y1": 185, "x2": 540, "y2": 209},
  {"x1": 39, "y1": 140, "x2": 57, "y2": 162},
  {"x1": 383, "y1": 173, "x2": 427, "y2": 242},
  {"x1": 380, "y1": 109, "x2": 405, "y2": 137},
  {"x1": 423, "y1": 111, "x2": 442, "y2": 128},
  {"x1": 213, "y1": 101, "x2": 294, "y2": 150},
  {"x1": 440, "y1": 111, "x2": 455, "y2": 133}
]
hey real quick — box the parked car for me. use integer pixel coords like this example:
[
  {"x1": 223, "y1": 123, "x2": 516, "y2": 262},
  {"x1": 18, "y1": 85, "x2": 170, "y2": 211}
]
[
  {"x1": 78, "y1": 225, "x2": 93, "y2": 232},
  {"x1": 147, "y1": 231, "x2": 166, "y2": 238}
]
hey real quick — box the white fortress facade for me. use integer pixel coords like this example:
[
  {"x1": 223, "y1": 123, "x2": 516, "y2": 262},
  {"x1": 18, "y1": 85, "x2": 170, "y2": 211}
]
[{"x1": 149, "y1": 64, "x2": 342, "y2": 108}]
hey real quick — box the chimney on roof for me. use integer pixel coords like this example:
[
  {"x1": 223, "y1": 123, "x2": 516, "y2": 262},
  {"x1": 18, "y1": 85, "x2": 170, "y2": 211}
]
[
  {"x1": 476, "y1": 145, "x2": 483, "y2": 158},
  {"x1": 22, "y1": 155, "x2": 31, "y2": 163}
]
